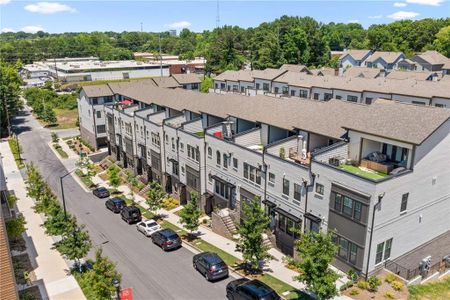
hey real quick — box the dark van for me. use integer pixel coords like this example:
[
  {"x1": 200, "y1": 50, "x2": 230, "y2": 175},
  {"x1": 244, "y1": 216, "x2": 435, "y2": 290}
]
[{"x1": 120, "y1": 206, "x2": 142, "y2": 224}]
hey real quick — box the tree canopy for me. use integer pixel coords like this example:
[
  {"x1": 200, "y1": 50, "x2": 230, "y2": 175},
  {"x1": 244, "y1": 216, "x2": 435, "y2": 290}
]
[{"x1": 1, "y1": 17, "x2": 448, "y2": 74}]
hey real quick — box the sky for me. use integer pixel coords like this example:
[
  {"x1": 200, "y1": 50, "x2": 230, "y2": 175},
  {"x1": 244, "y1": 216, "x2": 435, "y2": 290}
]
[{"x1": 0, "y1": 0, "x2": 449, "y2": 34}]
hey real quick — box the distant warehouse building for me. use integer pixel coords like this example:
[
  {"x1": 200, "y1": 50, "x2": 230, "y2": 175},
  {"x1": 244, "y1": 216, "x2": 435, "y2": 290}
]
[{"x1": 48, "y1": 59, "x2": 170, "y2": 82}]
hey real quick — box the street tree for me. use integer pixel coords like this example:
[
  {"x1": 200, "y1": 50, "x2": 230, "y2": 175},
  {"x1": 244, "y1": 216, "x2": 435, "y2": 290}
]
[
  {"x1": 146, "y1": 181, "x2": 166, "y2": 216},
  {"x1": 292, "y1": 230, "x2": 339, "y2": 300},
  {"x1": 43, "y1": 202, "x2": 75, "y2": 236},
  {"x1": 26, "y1": 163, "x2": 46, "y2": 202},
  {"x1": 107, "y1": 165, "x2": 120, "y2": 190},
  {"x1": 0, "y1": 61, "x2": 23, "y2": 137},
  {"x1": 236, "y1": 197, "x2": 270, "y2": 272},
  {"x1": 178, "y1": 192, "x2": 202, "y2": 235},
  {"x1": 55, "y1": 222, "x2": 92, "y2": 270},
  {"x1": 41, "y1": 105, "x2": 57, "y2": 125},
  {"x1": 81, "y1": 248, "x2": 122, "y2": 299}
]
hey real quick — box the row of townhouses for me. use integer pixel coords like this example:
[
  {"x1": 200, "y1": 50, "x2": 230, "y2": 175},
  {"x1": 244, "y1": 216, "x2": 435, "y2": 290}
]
[
  {"x1": 212, "y1": 66, "x2": 450, "y2": 108},
  {"x1": 78, "y1": 81, "x2": 450, "y2": 280},
  {"x1": 339, "y1": 49, "x2": 450, "y2": 72}
]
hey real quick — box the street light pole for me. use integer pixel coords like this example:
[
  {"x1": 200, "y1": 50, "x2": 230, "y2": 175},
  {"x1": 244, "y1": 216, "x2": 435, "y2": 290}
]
[
  {"x1": 112, "y1": 278, "x2": 120, "y2": 300},
  {"x1": 60, "y1": 169, "x2": 76, "y2": 221}
]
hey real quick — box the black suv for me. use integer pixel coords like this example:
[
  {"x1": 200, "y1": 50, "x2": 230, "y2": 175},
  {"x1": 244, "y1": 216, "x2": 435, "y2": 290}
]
[
  {"x1": 93, "y1": 187, "x2": 110, "y2": 198},
  {"x1": 226, "y1": 279, "x2": 280, "y2": 300},
  {"x1": 193, "y1": 252, "x2": 229, "y2": 281},
  {"x1": 105, "y1": 198, "x2": 126, "y2": 213},
  {"x1": 151, "y1": 228, "x2": 182, "y2": 251},
  {"x1": 120, "y1": 206, "x2": 142, "y2": 224}
]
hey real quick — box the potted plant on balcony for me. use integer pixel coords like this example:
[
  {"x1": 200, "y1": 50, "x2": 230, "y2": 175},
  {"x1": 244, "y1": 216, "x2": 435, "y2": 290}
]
[{"x1": 279, "y1": 147, "x2": 285, "y2": 159}]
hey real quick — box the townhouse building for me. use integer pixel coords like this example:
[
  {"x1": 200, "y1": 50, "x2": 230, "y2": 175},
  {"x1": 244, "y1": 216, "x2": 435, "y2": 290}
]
[
  {"x1": 339, "y1": 50, "x2": 373, "y2": 68},
  {"x1": 212, "y1": 69, "x2": 450, "y2": 108},
  {"x1": 364, "y1": 52, "x2": 405, "y2": 71},
  {"x1": 411, "y1": 50, "x2": 450, "y2": 72},
  {"x1": 78, "y1": 82, "x2": 450, "y2": 280}
]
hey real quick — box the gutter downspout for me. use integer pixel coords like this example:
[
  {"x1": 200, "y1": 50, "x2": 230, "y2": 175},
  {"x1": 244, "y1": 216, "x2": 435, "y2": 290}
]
[
  {"x1": 262, "y1": 147, "x2": 268, "y2": 205},
  {"x1": 302, "y1": 172, "x2": 316, "y2": 232},
  {"x1": 365, "y1": 192, "x2": 384, "y2": 280}
]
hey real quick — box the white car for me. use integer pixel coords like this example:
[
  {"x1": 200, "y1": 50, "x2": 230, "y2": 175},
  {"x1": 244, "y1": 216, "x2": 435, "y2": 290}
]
[{"x1": 136, "y1": 220, "x2": 161, "y2": 237}]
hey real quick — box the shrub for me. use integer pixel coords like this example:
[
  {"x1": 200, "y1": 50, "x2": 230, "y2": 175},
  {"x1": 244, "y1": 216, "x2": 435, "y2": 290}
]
[
  {"x1": 279, "y1": 147, "x2": 285, "y2": 158},
  {"x1": 162, "y1": 197, "x2": 180, "y2": 210},
  {"x1": 339, "y1": 281, "x2": 354, "y2": 291},
  {"x1": 51, "y1": 132, "x2": 59, "y2": 143},
  {"x1": 384, "y1": 291, "x2": 395, "y2": 299},
  {"x1": 368, "y1": 275, "x2": 382, "y2": 292},
  {"x1": 357, "y1": 280, "x2": 369, "y2": 290},
  {"x1": 385, "y1": 272, "x2": 398, "y2": 283},
  {"x1": 349, "y1": 289, "x2": 359, "y2": 296},
  {"x1": 391, "y1": 280, "x2": 403, "y2": 291},
  {"x1": 347, "y1": 269, "x2": 358, "y2": 282}
]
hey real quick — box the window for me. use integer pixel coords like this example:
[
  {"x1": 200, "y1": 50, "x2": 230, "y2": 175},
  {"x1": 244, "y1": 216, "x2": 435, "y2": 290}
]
[
  {"x1": 92, "y1": 97, "x2": 98, "y2": 105},
  {"x1": 365, "y1": 97, "x2": 373, "y2": 105},
  {"x1": 223, "y1": 153, "x2": 228, "y2": 169},
  {"x1": 233, "y1": 158, "x2": 238, "y2": 169},
  {"x1": 192, "y1": 83, "x2": 199, "y2": 89},
  {"x1": 282, "y1": 86, "x2": 289, "y2": 95},
  {"x1": 334, "y1": 193, "x2": 342, "y2": 211},
  {"x1": 299, "y1": 90, "x2": 308, "y2": 98},
  {"x1": 151, "y1": 133, "x2": 160, "y2": 146},
  {"x1": 187, "y1": 145, "x2": 199, "y2": 162},
  {"x1": 220, "y1": 83, "x2": 225, "y2": 90},
  {"x1": 215, "y1": 83, "x2": 218, "y2": 89},
  {"x1": 339, "y1": 239, "x2": 349, "y2": 259},
  {"x1": 315, "y1": 183, "x2": 324, "y2": 195},
  {"x1": 400, "y1": 193, "x2": 408, "y2": 212},
  {"x1": 384, "y1": 238, "x2": 393, "y2": 260},
  {"x1": 324, "y1": 93, "x2": 333, "y2": 101},
  {"x1": 278, "y1": 214, "x2": 286, "y2": 232},
  {"x1": 171, "y1": 137, "x2": 175, "y2": 150},
  {"x1": 313, "y1": 93, "x2": 319, "y2": 100},
  {"x1": 435, "y1": 104, "x2": 445, "y2": 108},
  {"x1": 207, "y1": 147, "x2": 212, "y2": 157},
  {"x1": 347, "y1": 95, "x2": 358, "y2": 102},
  {"x1": 215, "y1": 180, "x2": 231, "y2": 200},
  {"x1": 290, "y1": 90, "x2": 296, "y2": 97},
  {"x1": 216, "y1": 151, "x2": 221, "y2": 165},
  {"x1": 104, "y1": 96, "x2": 113, "y2": 103},
  {"x1": 268, "y1": 172, "x2": 275, "y2": 184},
  {"x1": 243, "y1": 163, "x2": 261, "y2": 185},
  {"x1": 256, "y1": 83, "x2": 260, "y2": 90},
  {"x1": 349, "y1": 243, "x2": 358, "y2": 265},
  {"x1": 274, "y1": 87, "x2": 279, "y2": 94},
  {"x1": 283, "y1": 178, "x2": 290, "y2": 195},
  {"x1": 286, "y1": 219, "x2": 294, "y2": 236},
  {"x1": 240, "y1": 86, "x2": 245, "y2": 93},
  {"x1": 354, "y1": 201, "x2": 362, "y2": 221},
  {"x1": 343, "y1": 197, "x2": 353, "y2": 217},
  {"x1": 263, "y1": 83, "x2": 269, "y2": 91},
  {"x1": 172, "y1": 161, "x2": 179, "y2": 176},
  {"x1": 294, "y1": 183, "x2": 302, "y2": 201},
  {"x1": 180, "y1": 142, "x2": 184, "y2": 151},
  {"x1": 375, "y1": 242, "x2": 384, "y2": 264},
  {"x1": 335, "y1": 95, "x2": 342, "y2": 100},
  {"x1": 412, "y1": 101, "x2": 426, "y2": 106},
  {"x1": 96, "y1": 111, "x2": 101, "y2": 118},
  {"x1": 96, "y1": 125, "x2": 106, "y2": 134}
]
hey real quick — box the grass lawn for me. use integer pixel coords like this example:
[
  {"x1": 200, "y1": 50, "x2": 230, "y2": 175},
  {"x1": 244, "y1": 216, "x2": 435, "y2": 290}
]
[
  {"x1": 339, "y1": 164, "x2": 387, "y2": 180},
  {"x1": 8, "y1": 138, "x2": 24, "y2": 169},
  {"x1": 75, "y1": 169, "x2": 95, "y2": 189},
  {"x1": 53, "y1": 108, "x2": 78, "y2": 129},
  {"x1": 409, "y1": 276, "x2": 450, "y2": 300},
  {"x1": 61, "y1": 76, "x2": 156, "y2": 89},
  {"x1": 52, "y1": 144, "x2": 68, "y2": 158},
  {"x1": 160, "y1": 220, "x2": 188, "y2": 236},
  {"x1": 191, "y1": 237, "x2": 241, "y2": 267},
  {"x1": 256, "y1": 274, "x2": 311, "y2": 300}
]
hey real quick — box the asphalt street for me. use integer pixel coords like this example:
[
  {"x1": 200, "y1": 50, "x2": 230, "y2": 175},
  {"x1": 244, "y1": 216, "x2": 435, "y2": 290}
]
[{"x1": 12, "y1": 108, "x2": 234, "y2": 300}]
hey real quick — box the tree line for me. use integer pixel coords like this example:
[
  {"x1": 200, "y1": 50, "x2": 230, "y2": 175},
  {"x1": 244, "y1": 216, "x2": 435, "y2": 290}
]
[{"x1": 1, "y1": 16, "x2": 449, "y2": 73}]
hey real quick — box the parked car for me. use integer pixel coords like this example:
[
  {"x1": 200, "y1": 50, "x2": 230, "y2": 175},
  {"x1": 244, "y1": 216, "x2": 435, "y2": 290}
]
[
  {"x1": 193, "y1": 252, "x2": 229, "y2": 281},
  {"x1": 151, "y1": 228, "x2": 182, "y2": 251},
  {"x1": 93, "y1": 187, "x2": 110, "y2": 198},
  {"x1": 226, "y1": 278, "x2": 280, "y2": 300},
  {"x1": 136, "y1": 219, "x2": 161, "y2": 237},
  {"x1": 120, "y1": 206, "x2": 142, "y2": 224},
  {"x1": 105, "y1": 198, "x2": 126, "y2": 213}
]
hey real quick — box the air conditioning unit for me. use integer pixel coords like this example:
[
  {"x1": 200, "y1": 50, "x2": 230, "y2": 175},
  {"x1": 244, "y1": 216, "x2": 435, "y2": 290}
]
[{"x1": 419, "y1": 256, "x2": 432, "y2": 277}]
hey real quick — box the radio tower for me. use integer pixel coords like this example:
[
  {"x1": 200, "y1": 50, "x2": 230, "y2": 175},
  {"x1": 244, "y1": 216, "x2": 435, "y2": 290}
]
[{"x1": 216, "y1": 0, "x2": 220, "y2": 28}]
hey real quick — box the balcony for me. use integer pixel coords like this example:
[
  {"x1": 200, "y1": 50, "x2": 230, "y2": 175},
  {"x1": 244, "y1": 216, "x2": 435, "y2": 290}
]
[{"x1": 266, "y1": 135, "x2": 311, "y2": 167}]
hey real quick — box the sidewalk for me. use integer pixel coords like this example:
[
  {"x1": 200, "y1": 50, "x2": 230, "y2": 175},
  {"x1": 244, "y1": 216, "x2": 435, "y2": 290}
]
[
  {"x1": 0, "y1": 139, "x2": 86, "y2": 300},
  {"x1": 90, "y1": 173, "x2": 349, "y2": 293}
]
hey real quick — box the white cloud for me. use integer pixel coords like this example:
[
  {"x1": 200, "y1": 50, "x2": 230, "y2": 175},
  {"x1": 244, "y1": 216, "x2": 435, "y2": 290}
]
[
  {"x1": 21, "y1": 25, "x2": 45, "y2": 33},
  {"x1": 393, "y1": 2, "x2": 407, "y2": 7},
  {"x1": 24, "y1": 2, "x2": 76, "y2": 14},
  {"x1": 0, "y1": 0, "x2": 11, "y2": 5},
  {"x1": 368, "y1": 15, "x2": 383, "y2": 19},
  {"x1": 167, "y1": 21, "x2": 191, "y2": 29},
  {"x1": 347, "y1": 20, "x2": 360, "y2": 23},
  {"x1": 1, "y1": 28, "x2": 15, "y2": 33},
  {"x1": 406, "y1": 0, "x2": 444, "y2": 6},
  {"x1": 387, "y1": 11, "x2": 420, "y2": 20}
]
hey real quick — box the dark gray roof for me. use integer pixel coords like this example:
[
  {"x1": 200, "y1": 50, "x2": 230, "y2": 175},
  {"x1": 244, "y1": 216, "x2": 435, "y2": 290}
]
[
  {"x1": 85, "y1": 83, "x2": 450, "y2": 145},
  {"x1": 172, "y1": 73, "x2": 202, "y2": 85},
  {"x1": 82, "y1": 85, "x2": 114, "y2": 97},
  {"x1": 152, "y1": 77, "x2": 181, "y2": 88}
]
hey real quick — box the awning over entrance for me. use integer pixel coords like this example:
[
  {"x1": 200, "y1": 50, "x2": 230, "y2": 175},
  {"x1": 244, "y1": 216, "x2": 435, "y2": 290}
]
[
  {"x1": 211, "y1": 175, "x2": 236, "y2": 187},
  {"x1": 304, "y1": 212, "x2": 322, "y2": 224},
  {"x1": 273, "y1": 207, "x2": 302, "y2": 223},
  {"x1": 262, "y1": 199, "x2": 276, "y2": 208}
]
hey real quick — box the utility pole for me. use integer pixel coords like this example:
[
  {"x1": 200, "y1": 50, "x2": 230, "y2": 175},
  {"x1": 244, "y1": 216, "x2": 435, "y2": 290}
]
[
  {"x1": 159, "y1": 33, "x2": 163, "y2": 77},
  {"x1": 216, "y1": 0, "x2": 220, "y2": 28}
]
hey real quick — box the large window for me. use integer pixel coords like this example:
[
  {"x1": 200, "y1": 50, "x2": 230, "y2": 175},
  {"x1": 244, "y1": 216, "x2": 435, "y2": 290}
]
[
  {"x1": 223, "y1": 153, "x2": 228, "y2": 169},
  {"x1": 215, "y1": 180, "x2": 232, "y2": 200},
  {"x1": 268, "y1": 172, "x2": 275, "y2": 184},
  {"x1": 243, "y1": 163, "x2": 261, "y2": 185},
  {"x1": 233, "y1": 157, "x2": 238, "y2": 169},
  {"x1": 299, "y1": 90, "x2": 308, "y2": 98},
  {"x1": 375, "y1": 242, "x2": 384, "y2": 264},
  {"x1": 186, "y1": 166, "x2": 200, "y2": 190},
  {"x1": 332, "y1": 192, "x2": 365, "y2": 223},
  {"x1": 347, "y1": 95, "x2": 358, "y2": 102},
  {"x1": 315, "y1": 183, "x2": 324, "y2": 195},
  {"x1": 384, "y1": 238, "x2": 393, "y2": 260},
  {"x1": 96, "y1": 125, "x2": 106, "y2": 134},
  {"x1": 187, "y1": 145, "x2": 199, "y2": 162},
  {"x1": 333, "y1": 234, "x2": 360, "y2": 266},
  {"x1": 216, "y1": 151, "x2": 221, "y2": 165},
  {"x1": 382, "y1": 144, "x2": 408, "y2": 165},
  {"x1": 283, "y1": 178, "x2": 290, "y2": 195},
  {"x1": 263, "y1": 83, "x2": 269, "y2": 91}
]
